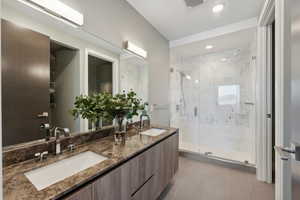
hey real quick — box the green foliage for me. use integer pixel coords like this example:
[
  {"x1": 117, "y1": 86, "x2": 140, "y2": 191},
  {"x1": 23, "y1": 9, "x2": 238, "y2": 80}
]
[{"x1": 71, "y1": 90, "x2": 148, "y2": 122}]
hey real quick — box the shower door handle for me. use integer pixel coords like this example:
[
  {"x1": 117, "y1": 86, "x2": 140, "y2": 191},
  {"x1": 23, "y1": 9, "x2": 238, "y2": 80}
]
[
  {"x1": 244, "y1": 102, "x2": 255, "y2": 106},
  {"x1": 274, "y1": 146, "x2": 291, "y2": 161},
  {"x1": 274, "y1": 143, "x2": 300, "y2": 161}
]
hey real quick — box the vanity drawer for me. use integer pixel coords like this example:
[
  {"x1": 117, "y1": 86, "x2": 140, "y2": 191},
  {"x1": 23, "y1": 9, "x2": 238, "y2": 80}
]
[
  {"x1": 131, "y1": 174, "x2": 155, "y2": 200},
  {"x1": 129, "y1": 146, "x2": 158, "y2": 195}
]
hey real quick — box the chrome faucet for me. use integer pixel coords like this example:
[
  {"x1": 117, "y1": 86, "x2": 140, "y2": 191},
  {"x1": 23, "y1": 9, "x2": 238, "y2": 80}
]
[
  {"x1": 53, "y1": 127, "x2": 70, "y2": 155},
  {"x1": 140, "y1": 110, "x2": 150, "y2": 130}
]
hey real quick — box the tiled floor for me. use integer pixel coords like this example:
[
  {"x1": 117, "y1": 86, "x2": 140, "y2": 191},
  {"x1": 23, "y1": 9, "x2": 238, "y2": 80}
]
[{"x1": 159, "y1": 156, "x2": 275, "y2": 200}]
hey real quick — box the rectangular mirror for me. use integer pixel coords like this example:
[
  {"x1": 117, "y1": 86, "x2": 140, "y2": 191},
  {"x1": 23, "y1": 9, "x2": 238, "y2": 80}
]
[{"x1": 1, "y1": 0, "x2": 149, "y2": 147}]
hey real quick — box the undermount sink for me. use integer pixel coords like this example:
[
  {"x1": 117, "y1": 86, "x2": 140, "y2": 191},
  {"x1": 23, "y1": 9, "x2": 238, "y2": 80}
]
[
  {"x1": 141, "y1": 128, "x2": 166, "y2": 137},
  {"x1": 25, "y1": 151, "x2": 107, "y2": 191}
]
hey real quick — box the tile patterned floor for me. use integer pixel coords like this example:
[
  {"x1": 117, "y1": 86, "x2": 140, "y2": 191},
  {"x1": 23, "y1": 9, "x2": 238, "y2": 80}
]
[{"x1": 159, "y1": 156, "x2": 275, "y2": 200}]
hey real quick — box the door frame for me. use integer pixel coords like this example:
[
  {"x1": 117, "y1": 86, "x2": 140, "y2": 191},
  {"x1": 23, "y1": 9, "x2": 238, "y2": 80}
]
[
  {"x1": 258, "y1": 0, "x2": 292, "y2": 199},
  {"x1": 257, "y1": 0, "x2": 275, "y2": 184},
  {"x1": 81, "y1": 49, "x2": 119, "y2": 131}
]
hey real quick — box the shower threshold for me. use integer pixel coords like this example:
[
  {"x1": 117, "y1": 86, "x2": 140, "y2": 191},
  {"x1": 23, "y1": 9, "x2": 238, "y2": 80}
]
[{"x1": 179, "y1": 149, "x2": 256, "y2": 172}]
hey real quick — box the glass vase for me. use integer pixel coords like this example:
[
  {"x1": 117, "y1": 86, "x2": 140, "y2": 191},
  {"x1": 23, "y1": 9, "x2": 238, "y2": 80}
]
[{"x1": 113, "y1": 116, "x2": 127, "y2": 144}]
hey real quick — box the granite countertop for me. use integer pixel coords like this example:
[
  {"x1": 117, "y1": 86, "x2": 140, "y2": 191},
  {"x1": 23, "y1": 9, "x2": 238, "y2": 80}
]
[{"x1": 3, "y1": 127, "x2": 178, "y2": 200}]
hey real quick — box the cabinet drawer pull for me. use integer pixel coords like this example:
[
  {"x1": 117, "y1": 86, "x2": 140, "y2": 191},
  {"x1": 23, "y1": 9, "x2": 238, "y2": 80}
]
[{"x1": 131, "y1": 174, "x2": 154, "y2": 197}]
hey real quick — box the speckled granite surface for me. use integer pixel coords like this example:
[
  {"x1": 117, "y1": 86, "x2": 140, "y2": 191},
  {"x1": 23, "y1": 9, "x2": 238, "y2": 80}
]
[
  {"x1": 3, "y1": 125, "x2": 116, "y2": 167},
  {"x1": 3, "y1": 127, "x2": 178, "y2": 200}
]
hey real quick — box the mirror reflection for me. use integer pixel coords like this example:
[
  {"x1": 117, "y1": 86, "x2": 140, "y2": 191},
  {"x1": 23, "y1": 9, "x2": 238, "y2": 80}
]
[
  {"x1": 1, "y1": 0, "x2": 149, "y2": 147},
  {"x1": 50, "y1": 41, "x2": 80, "y2": 138},
  {"x1": 120, "y1": 53, "x2": 149, "y2": 122}
]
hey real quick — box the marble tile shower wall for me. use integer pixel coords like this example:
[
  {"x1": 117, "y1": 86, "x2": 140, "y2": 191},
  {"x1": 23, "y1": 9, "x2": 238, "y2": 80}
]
[{"x1": 170, "y1": 47, "x2": 256, "y2": 164}]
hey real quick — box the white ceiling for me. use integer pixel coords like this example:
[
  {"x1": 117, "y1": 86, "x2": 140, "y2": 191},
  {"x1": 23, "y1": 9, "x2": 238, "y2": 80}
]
[
  {"x1": 126, "y1": 0, "x2": 264, "y2": 40},
  {"x1": 171, "y1": 28, "x2": 256, "y2": 64}
]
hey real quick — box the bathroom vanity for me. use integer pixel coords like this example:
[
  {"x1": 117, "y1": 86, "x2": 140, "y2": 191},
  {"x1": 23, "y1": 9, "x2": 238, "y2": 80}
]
[{"x1": 3, "y1": 128, "x2": 179, "y2": 200}]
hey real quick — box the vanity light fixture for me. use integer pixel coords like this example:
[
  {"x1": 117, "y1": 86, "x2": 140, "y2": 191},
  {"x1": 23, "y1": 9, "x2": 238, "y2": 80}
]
[
  {"x1": 195, "y1": 80, "x2": 200, "y2": 84},
  {"x1": 212, "y1": 3, "x2": 224, "y2": 13},
  {"x1": 17, "y1": 0, "x2": 84, "y2": 28},
  {"x1": 205, "y1": 45, "x2": 214, "y2": 50},
  {"x1": 125, "y1": 41, "x2": 148, "y2": 58},
  {"x1": 186, "y1": 75, "x2": 192, "y2": 80}
]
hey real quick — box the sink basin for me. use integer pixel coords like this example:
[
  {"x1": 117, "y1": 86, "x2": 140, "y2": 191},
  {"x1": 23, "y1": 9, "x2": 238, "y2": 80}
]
[
  {"x1": 141, "y1": 128, "x2": 166, "y2": 137},
  {"x1": 25, "y1": 151, "x2": 107, "y2": 191}
]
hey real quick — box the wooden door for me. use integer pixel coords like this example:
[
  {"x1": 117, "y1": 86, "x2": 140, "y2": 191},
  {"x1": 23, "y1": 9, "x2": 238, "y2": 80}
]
[{"x1": 1, "y1": 19, "x2": 50, "y2": 146}]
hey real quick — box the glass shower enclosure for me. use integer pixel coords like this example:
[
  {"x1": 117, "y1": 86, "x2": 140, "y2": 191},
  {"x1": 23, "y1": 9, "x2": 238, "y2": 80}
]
[{"x1": 170, "y1": 31, "x2": 257, "y2": 165}]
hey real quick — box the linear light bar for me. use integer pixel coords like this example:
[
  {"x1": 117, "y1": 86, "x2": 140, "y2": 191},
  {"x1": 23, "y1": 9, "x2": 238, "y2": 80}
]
[
  {"x1": 125, "y1": 41, "x2": 148, "y2": 59},
  {"x1": 17, "y1": 0, "x2": 84, "y2": 27}
]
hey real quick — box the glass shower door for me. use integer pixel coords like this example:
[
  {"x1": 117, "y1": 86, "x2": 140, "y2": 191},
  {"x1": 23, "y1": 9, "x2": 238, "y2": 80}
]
[{"x1": 170, "y1": 46, "x2": 257, "y2": 165}]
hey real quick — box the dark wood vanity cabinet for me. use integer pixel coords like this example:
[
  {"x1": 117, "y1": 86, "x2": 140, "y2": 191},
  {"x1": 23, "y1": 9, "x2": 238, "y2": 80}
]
[
  {"x1": 63, "y1": 132, "x2": 179, "y2": 200},
  {"x1": 64, "y1": 184, "x2": 93, "y2": 200}
]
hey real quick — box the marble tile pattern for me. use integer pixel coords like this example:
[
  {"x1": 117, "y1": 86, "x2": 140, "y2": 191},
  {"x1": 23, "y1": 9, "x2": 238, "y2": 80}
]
[{"x1": 3, "y1": 127, "x2": 178, "y2": 200}]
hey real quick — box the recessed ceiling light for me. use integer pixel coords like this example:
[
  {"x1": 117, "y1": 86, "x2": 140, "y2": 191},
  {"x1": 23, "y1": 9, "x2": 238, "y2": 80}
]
[
  {"x1": 186, "y1": 75, "x2": 191, "y2": 80},
  {"x1": 205, "y1": 45, "x2": 214, "y2": 49},
  {"x1": 212, "y1": 4, "x2": 224, "y2": 13}
]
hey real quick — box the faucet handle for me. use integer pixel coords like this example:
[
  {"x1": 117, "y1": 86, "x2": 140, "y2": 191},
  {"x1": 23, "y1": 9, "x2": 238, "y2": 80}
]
[
  {"x1": 34, "y1": 152, "x2": 41, "y2": 158},
  {"x1": 34, "y1": 152, "x2": 42, "y2": 162},
  {"x1": 35, "y1": 151, "x2": 48, "y2": 161},
  {"x1": 41, "y1": 151, "x2": 48, "y2": 161},
  {"x1": 68, "y1": 144, "x2": 75, "y2": 152},
  {"x1": 41, "y1": 151, "x2": 48, "y2": 157}
]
